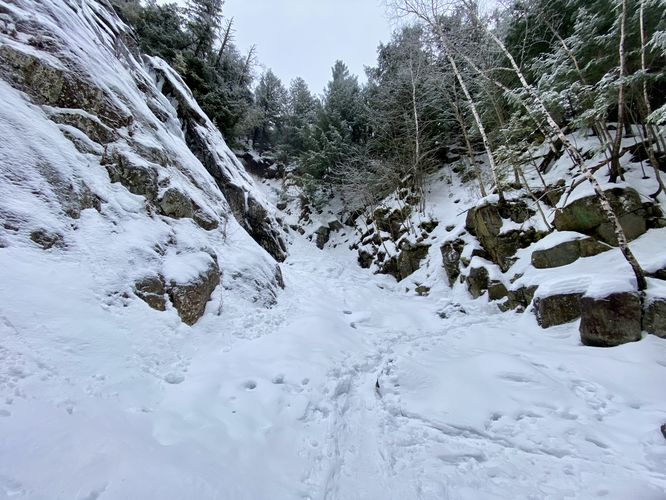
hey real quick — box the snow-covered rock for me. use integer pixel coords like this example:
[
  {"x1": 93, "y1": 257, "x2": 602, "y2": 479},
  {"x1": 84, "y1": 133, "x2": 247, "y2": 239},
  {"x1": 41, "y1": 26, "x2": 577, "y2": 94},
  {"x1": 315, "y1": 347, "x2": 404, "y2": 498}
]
[
  {"x1": 580, "y1": 291, "x2": 643, "y2": 347},
  {"x1": 0, "y1": 0, "x2": 285, "y2": 326},
  {"x1": 148, "y1": 58, "x2": 287, "y2": 261}
]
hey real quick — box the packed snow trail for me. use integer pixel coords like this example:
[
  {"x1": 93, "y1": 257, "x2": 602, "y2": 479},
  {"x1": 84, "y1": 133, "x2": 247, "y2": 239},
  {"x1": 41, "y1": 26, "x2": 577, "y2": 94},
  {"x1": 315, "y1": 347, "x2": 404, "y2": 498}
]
[{"x1": 0, "y1": 236, "x2": 665, "y2": 499}]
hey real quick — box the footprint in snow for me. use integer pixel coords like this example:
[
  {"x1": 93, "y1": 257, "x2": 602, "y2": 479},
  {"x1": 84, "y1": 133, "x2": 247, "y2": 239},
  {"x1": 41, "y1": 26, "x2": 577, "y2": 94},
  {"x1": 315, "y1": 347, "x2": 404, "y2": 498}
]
[
  {"x1": 498, "y1": 372, "x2": 534, "y2": 384},
  {"x1": 0, "y1": 475, "x2": 24, "y2": 497},
  {"x1": 164, "y1": 373, "x2": 184, "y2": 385},
  {"x1": 243, "y1": 380, "x2": 257, "y2": 390}
]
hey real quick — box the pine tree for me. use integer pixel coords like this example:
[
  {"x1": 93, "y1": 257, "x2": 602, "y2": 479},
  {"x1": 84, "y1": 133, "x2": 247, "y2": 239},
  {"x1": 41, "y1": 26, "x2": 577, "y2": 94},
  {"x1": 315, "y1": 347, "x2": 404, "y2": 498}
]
[
  {"x1": 322, "y1": 61, "x2": 367, "y2": 144},
  {"x1": 186, "y1": 0, "x2": 224, "y2": 58},
  {"x1": 282, "y1": 78, "x2": 319, "y2": 156},
  {"x1": 252, "y1": 70, "x2": 288, "y2": 151}
]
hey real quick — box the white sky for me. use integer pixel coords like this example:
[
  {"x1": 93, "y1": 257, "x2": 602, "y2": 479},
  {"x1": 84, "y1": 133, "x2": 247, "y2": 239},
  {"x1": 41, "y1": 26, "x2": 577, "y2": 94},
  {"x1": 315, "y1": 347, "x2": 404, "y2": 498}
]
[{"x1": 221, "y1": 0, "x2": 394, "y2": 95}]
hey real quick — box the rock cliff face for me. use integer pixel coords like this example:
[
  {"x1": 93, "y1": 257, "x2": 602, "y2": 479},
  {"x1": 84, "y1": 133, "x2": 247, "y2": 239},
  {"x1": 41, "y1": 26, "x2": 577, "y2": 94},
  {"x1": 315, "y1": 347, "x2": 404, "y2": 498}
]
[
  {"x1": 0, "y1": 0, "x2": 285, "y2": 325},
  {"x1": 148, "y1": 59, "x2": 287, "y2": 262}
]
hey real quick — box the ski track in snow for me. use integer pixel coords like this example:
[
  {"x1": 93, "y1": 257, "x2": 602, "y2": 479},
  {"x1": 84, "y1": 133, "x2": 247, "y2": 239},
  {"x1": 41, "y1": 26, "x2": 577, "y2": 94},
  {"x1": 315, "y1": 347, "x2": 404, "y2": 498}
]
[{"x1": 1, "y1": 238, "x2": 665, "y2": 499}]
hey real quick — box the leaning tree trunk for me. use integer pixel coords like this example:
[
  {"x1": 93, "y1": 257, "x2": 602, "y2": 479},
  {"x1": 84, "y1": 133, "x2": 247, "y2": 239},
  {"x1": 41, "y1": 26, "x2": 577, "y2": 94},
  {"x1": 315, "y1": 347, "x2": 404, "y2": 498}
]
[
  {"x1": 215, "y1": 18, "x2": 234, "y2": 68},
  {"x1": 609, "y1": 0, "x2": 628, "y2": 183},
  {"x1": 451, "y1": 87, "x2": 487, "y2": 197},
  {"x1": 439, "y1": 36, "x2": 503, "y2": 201},
  {"x1": 639, "y1": 0, "x2": 666, "y2": 197}
]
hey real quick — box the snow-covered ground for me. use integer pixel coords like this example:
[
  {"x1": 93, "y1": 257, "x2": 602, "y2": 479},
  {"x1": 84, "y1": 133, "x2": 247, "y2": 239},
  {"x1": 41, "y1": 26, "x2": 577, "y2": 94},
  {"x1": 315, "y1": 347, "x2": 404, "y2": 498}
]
[
  {"x1": 1, "y1": 228, "x2": 665, "y2": 499},
  {"x1": 0, "y1": 0, "x2": 664, "y2": 496}
]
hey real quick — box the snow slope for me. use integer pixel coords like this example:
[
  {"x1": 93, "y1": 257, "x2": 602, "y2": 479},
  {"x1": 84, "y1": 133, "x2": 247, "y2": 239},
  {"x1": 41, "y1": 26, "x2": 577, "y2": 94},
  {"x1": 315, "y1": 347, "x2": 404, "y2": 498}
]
[{"x1": 327, "y1": 127, "x2": 666, "y2": 303}]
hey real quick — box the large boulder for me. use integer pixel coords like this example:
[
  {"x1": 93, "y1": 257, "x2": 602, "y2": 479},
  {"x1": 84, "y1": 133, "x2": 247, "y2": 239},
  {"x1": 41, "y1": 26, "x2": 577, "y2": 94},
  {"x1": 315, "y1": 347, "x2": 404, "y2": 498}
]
[
  {"x1": 134, "y1": 254, "x2": 222, "y2": 325},
  {"x1": 466, "y1": 200, "x2": 541, "y2": 272},
  {"x1": 488, "y1": 281, "x2": 508, "y2": 301},
  {"x1": 158, "y1": 188, "x2": 194, "y2": 219},
  {"x1": 466, "y1": 265, "x2": 489, "y2": 299},
  {"x1": 165, "y1": 254, "x2": 221, "y2": 326},
  {"x1": 553, "y1": 188, "x2": 652, "y2": 246},
  {"x1": 315, "y1": 225, "x2": 330, "y2": 249},
  {"x1": 440, "y1": 239, "x2": 465, "y2": 287},
  {"x1": 643, "y1": 297, "x2": 666, "y2": 338},
  {"x1": 134, "y1": 275, "x2": 167, "y2": 312},
  {"x1": 397, "y1": 241, "x2": 430, "y2": 280},
  {"x1": 580, "y1": 291, "x2": 642, "y2": 347},
  {"x1": 465, "y1": 261, "x2": 507, "y2": 301},
  {"x1": 531, "y1": 235, "x2": 611, "y2": 269},
  {"x1": 534, "y1": 293, "x2": 583, "y2": 328}
]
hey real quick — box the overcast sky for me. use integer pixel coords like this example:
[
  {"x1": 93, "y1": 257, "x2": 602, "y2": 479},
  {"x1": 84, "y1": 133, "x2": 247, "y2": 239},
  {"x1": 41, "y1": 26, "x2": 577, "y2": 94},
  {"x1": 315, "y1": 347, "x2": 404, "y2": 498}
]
[{"x1": 223, "y1": 0, "x2": 393, "y2": 95}]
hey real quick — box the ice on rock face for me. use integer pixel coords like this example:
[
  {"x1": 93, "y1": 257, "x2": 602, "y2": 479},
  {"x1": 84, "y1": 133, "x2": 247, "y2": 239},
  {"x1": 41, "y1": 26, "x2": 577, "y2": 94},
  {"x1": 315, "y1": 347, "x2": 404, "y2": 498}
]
[{"x1": 0, "y1": 0, "x2": 285, "y2": 326}]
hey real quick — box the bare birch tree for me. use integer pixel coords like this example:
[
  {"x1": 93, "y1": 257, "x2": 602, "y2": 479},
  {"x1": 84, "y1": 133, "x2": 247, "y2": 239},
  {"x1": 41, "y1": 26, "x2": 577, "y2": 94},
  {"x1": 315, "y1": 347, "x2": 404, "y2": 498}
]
[
  {"x1": 609, "y1": 0, "x2": 628, "y2": 182},
  {"x1": 391, "y1": 0, "x2": 648, "y2": 290},
  {"x1": 639, "y1": 0, "x2": 666, "y2": 197},
  {"x1": 470, "y1": 0, "x2": 647, "y2": 290},
  {"x1": 389, "y1": 0, "x2": 505, "y2": 201}
]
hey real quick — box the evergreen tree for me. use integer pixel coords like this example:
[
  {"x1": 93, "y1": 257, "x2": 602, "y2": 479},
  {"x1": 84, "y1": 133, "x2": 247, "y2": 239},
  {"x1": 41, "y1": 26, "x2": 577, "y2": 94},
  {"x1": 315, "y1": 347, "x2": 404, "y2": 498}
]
[
  {"x1": 112, "y1": 0, "x2": 188, "y2": 64},
  {"x1": 186, "y1": 0, "x2": 224, "y2": 58},
  {"x1": 296, "y1": 61, "x2": 368, "y2": 182},
  {"x1": 282, "y1": 77, "x2": 319, "y2": 156},
  {"x1": 252, "y1": 70, "x2": 288, "y2": 151},
  {"x1": 322, "y1": 61, "x2": 367, "y2": 144},
  {"x1": 288, "y1": 78, "x2": 318, "y2": 125}
]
